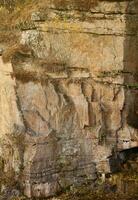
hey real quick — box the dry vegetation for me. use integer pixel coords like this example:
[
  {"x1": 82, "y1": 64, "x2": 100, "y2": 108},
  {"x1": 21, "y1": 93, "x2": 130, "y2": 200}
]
[
  {"x1": 0, "y1": 0, "x2": 99, "y2": 63},
  {"x1": 56, "y1": 189, "x2": 138, "y2": 200},
  {"x1": 0, "y1": 0, "x2": 39, "y2": 50},
  {"x1": 2, "y1": 44, "x2": 32, "y2": 62},
  {"x1": 0, "y1": 0, "x2": 98, "y2": 43},
  {"x1": 0, "y1": 0, "x2": 36, "y2": 46},
  {"x1": 54, "y1": 0, "x2": 98, "y2": 10}
]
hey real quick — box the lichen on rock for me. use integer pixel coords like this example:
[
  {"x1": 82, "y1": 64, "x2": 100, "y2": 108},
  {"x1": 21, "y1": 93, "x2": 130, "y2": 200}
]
[{"x1": 0, "y1": 0, "x2": 138, "y2": 198}]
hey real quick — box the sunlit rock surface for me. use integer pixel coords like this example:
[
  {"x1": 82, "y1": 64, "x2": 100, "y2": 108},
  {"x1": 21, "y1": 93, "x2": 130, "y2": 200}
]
[{"x1": 0, "y1": 0, "x2": 138, "y2": 198}]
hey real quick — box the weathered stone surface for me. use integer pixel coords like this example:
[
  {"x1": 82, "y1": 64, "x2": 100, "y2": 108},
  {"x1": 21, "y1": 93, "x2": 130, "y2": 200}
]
[
  {"x1": 0, "y1": 57, "x2": 25, "y2": 173},
  {"x1": 0, "y1": 48, "x2": 3, "y2": 56},
  {"x1": 0, "y1": 0, "x2": 138, "y2": 198}
]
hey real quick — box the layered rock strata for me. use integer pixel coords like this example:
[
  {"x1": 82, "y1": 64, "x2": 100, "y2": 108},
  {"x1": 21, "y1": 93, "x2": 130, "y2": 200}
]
[{"x1": 0, "y1": 0, "x2": 138, "y2": 198}]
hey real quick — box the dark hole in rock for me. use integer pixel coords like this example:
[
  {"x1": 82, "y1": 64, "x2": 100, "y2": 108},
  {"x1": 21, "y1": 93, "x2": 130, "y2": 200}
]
[
  {"x1": 106, "y1": 147, "x2": 138, "y2": 194},
  {"x1": 127, "y1": 107, "x2": 138, "y2": 129},
  {"x1": 127, "y1": 92, "x2": 138, "y2": 129},
  {"x1": 109, "y1": 147, "x2": 138, "y2": 173}
]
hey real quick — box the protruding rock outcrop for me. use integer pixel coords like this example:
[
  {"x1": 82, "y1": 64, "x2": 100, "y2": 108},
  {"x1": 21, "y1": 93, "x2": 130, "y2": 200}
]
[{"x1": 0, "y1": 0, "x2": 138, "y2": 198}]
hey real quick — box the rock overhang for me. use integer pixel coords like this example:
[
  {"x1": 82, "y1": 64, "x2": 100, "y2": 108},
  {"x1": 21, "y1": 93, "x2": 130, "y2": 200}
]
[{"x1": 0, "y1": 0, "x2": 138, "y2": 198}]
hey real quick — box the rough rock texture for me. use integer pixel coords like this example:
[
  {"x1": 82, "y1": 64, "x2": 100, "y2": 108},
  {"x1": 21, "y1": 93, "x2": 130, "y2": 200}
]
[{"x1": 0, "y1": 0, "x2": 138, "y2": 198}]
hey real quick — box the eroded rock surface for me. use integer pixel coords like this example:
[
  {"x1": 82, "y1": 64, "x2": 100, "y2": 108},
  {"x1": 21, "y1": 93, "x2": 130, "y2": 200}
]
[{"x1": 0, "y1": 0, "x2": 138, "y2": 198}]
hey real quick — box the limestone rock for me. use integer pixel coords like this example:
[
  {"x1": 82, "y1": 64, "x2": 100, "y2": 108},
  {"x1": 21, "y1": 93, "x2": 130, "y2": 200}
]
[
  {"x1": 0, "y1": 48, "x2": 3, "y2": 56},
  {"x1": 0, "y1": 0, "x2": 138, "y2": 198}
]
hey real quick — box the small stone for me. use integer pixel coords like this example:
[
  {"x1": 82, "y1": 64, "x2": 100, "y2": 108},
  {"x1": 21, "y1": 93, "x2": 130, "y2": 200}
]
[
  {"x1": 11, "y1": 189, "x2": 20, "y2": 197},
  {"x1": 31, "y1": 12, "x2": 42, "y2": 21}
]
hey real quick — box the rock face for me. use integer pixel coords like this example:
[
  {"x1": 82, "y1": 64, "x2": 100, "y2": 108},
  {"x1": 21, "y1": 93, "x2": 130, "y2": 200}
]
[{"x1": 0, "y1": 0, "x2": 138, "y2": 198}]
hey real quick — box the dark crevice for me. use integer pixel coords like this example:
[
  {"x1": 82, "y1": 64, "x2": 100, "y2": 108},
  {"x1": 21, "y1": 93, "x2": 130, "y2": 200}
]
[
  {"x1": 109, "y1": 147, "x2": 138, "y2": 173},
  {"x1": 124, "y1": 0, "x2": 138, "y2": 129}
]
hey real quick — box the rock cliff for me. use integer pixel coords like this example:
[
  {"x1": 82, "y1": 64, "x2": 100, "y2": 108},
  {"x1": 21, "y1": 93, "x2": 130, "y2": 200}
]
[{"x1": 0, "y1": 0, "x2": 138, "y2": 198}]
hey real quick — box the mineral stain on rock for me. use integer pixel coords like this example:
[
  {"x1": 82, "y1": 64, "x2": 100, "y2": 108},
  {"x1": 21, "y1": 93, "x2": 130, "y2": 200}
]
[{"x1": 0, "y1": 0, "x2": 138, "y2": 199}]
